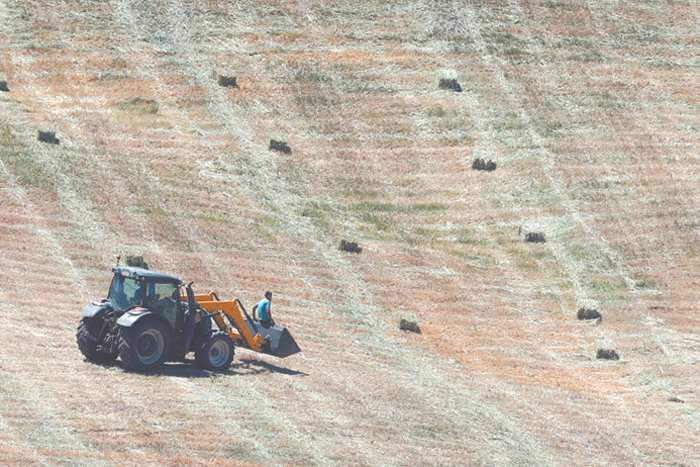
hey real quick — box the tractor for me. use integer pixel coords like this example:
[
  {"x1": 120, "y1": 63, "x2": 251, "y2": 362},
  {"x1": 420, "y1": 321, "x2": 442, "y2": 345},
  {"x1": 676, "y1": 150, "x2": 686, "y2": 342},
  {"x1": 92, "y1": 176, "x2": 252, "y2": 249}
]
[{"x1": 77, "y1": 266, "x2": 300, "y2": 372}]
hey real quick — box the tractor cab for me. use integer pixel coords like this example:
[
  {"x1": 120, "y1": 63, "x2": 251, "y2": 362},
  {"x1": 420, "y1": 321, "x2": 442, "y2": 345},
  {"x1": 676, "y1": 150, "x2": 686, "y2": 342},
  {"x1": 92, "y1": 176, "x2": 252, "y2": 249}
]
[{"x1": 108, "y1": 267, "x2": 183, "y2": 330}]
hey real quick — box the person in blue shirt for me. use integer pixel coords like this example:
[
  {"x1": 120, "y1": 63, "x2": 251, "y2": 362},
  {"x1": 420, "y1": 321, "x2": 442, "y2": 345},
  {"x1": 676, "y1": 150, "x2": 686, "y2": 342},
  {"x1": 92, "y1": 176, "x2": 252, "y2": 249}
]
[{"x1": 252, "y1": 291, "x2": 273, "y2": 327}]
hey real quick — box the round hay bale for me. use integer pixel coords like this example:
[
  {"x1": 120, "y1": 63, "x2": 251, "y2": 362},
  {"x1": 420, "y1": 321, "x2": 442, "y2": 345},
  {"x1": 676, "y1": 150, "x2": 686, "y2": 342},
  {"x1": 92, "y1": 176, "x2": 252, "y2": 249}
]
[
  {"x1": 577, "y1": 308, "x2": 602, "y2": 320},
  {"x1": 37, "y1": 130, "x2": 60, "y2": 145},
  {"x1": 396, "y1": 312, "x2": 420, "y2": 333},
  {"x1": 339, "y1": 240, "x2": 362, "y2": 253}
]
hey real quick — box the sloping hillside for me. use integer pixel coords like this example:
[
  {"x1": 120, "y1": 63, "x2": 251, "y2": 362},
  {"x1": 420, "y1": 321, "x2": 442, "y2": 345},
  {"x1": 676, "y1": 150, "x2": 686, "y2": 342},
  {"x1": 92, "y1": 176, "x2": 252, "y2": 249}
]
[{"x1": 0, "y1": 1, "x2": 699, "y2": 466}]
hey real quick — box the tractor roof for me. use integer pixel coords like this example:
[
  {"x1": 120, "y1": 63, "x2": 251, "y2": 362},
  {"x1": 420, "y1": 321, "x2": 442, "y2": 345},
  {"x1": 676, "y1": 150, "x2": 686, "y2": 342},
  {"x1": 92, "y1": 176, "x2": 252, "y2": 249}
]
[{"x1": 112, "y1": 266, "x2": 182, "y2": 285}]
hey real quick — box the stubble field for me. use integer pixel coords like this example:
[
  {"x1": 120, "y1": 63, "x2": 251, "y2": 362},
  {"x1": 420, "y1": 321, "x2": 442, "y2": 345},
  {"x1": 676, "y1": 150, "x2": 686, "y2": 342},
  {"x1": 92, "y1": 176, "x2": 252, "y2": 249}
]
[{"x1": 0, "y1": 1, "x2": 699, "y2": 466}]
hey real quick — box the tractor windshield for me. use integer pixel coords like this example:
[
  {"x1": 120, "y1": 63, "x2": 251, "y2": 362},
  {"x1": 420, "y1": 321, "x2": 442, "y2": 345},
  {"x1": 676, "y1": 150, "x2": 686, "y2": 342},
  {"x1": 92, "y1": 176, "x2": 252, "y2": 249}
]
[{"x1": 108, "y1": 274, "x2": 142, "y2": 310}]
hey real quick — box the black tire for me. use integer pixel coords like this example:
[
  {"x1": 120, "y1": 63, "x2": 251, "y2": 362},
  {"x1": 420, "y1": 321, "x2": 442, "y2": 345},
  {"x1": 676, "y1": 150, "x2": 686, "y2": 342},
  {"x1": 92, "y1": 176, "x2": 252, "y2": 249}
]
[
  {"x1": 195, "y1": 331, "x2": 234, "y2": 372},
  {"x1": 77, "y1": 317, "x2": 118, "y2": 362},
  {"x1": 118, "y1": 318, "x2": 171, "y2": 372}
]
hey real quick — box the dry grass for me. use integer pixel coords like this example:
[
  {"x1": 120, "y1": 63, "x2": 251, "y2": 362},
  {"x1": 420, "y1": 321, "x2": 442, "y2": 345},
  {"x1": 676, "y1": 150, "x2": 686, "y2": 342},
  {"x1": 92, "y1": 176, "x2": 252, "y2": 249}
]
[{"x1": 0, "y1": 0, "x2": 699, "y2": 466}]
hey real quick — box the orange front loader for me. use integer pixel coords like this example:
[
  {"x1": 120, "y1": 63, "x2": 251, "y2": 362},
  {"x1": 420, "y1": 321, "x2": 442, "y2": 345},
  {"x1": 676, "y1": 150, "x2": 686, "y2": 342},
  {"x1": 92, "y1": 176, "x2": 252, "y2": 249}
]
[{"x1": 190, "y1": 292, "x2": 301, "y2": 359}]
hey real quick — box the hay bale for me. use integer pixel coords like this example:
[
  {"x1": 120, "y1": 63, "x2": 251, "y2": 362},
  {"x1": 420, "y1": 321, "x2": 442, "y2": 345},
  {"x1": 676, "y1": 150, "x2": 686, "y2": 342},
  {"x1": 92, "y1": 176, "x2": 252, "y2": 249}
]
[
  {"x1": 269, "y1": 139, "x2": 292, "y2": 154},
  {"x1": 595, "y1": 339, "x2": 619, "y2": 360},
  {"x1": 438, "y1": 78, "x2": 462, "y2": 92},
  {"x1": 525, "y1": 232, "x2": 546, "y2": 243},
  {"x1": 38, "y1": 130, "x2": 60, "y2": 145},
  {"x1": 0, "y1": 74, "x2": 8, "y2": 92},
  {"x1": 218, "y1": 75, "x2": 238, "y2": 88},
  {"x1": 472, "y1": 158, "x2": 497, "y2": 172},
  {"x1": 213, "y1": 69, "x2": 238, "y2": 88},
  {"x1": 396, "y1": 312, "x2": 420, "y2": 333},
  {"x1": 126, "y1": 255, "x2": 149, "y2": 270},
  {"x1": 339, "y1": 240, "x2": 362, "y2": 253},
  {"x1": 596, "y1": 348, "x2": 619, "y2": 360},
  {"x1": 577, "y1": 308, "x2": 602, "y2": 320}
]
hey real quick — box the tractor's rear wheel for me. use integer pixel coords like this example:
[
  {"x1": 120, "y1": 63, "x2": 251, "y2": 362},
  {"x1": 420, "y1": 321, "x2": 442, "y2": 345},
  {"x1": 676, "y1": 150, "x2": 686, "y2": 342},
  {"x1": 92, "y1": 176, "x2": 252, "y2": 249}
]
[
  {"x1": 195, "y1": 331, "x2": 234, "y2": 372},
  {"x1": 118, "y1": 318, "x2": 171, "y2": 372},
  {"x1": 77, "y1": 317, "x2": 118, "y2": 362}
]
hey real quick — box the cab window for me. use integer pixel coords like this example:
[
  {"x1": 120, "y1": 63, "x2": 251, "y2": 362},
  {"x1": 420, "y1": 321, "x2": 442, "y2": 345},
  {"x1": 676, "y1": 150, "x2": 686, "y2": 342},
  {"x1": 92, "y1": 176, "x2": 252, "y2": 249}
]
[{"x1": 144, "y1": 282, "x2": 180, "y2": 329}]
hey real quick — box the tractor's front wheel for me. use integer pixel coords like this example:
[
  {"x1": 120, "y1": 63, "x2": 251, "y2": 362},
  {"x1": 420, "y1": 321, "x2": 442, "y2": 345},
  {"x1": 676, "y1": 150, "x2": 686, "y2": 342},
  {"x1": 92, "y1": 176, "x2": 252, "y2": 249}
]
[
  {"x1": 195, "y1": 331, "x2": 234, "y2": 372},
  {"x1": 77, "y1": 317, "x2": 118, "y2": 362},
  {"x1": 118, "y1": 318, "x2": 171, "y2": 372}
]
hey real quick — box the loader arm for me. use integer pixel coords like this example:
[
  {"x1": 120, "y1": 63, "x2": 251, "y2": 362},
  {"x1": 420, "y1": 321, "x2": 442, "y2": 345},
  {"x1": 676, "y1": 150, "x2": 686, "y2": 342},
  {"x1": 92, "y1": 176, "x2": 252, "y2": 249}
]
[{"x1": 189, "y1": 292, "x2": 267, "y2": 352}]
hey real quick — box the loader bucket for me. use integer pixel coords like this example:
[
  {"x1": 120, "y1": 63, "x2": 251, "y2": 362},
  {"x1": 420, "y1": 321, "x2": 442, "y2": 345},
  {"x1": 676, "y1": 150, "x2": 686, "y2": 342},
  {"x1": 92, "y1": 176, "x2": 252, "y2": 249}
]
[{"x1": 246, "y1": 320, "x2": 301, "y2": 358}]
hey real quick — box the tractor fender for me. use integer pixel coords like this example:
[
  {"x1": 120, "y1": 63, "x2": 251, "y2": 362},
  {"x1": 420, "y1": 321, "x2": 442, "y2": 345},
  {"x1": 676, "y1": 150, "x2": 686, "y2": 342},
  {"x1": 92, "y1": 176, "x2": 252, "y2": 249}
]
[
  {"x1": 116, "y1": 308, "x2": 174, "y2": 335},
  {"x1": 81, "y1": 299, "x2": 112, "y2": 319}
]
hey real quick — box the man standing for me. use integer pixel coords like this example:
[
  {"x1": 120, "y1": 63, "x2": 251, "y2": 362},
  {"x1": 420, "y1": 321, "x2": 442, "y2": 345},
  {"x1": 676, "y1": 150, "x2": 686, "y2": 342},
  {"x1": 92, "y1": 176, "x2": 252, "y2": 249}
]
[{"x1": 252, "y1": 291, "x2": 273, "y2": 327}]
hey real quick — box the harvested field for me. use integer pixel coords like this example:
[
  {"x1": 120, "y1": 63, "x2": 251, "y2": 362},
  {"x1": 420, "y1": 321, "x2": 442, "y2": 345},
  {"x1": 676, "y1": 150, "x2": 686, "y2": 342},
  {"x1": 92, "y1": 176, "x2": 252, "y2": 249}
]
[{"x1": 0, "y1": 1, "x2": 699, "y2": 466}]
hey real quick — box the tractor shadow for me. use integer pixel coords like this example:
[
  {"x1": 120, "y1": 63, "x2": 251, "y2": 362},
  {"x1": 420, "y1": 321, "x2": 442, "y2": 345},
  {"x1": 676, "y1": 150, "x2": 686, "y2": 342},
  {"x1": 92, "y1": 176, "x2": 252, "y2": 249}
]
[
  {"x1": 234, "y1": 356, "x2": 308, "y2": 377},
  {"x1": 126, "y1": 357, "x2": 306, "y2": 378},
  {"x1": 158, "y1": 358, "x2": 308, "y2": 378},
  {"x1": 86, "y1": 356, "x2": 308, "y2": 378}
]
